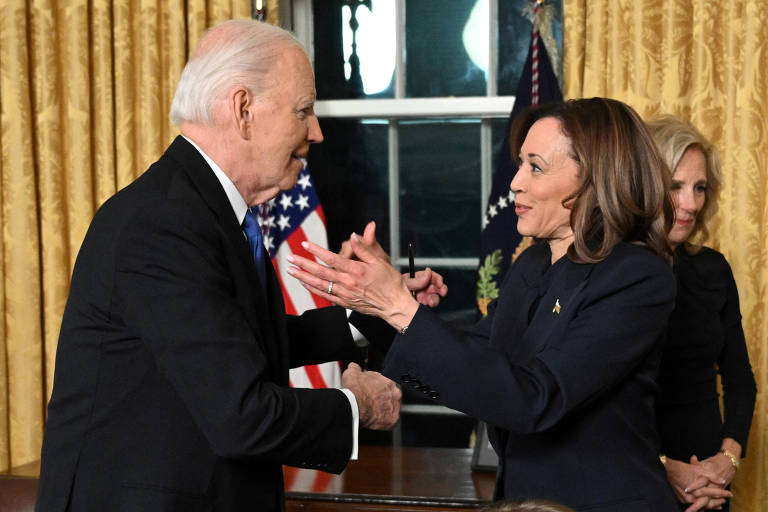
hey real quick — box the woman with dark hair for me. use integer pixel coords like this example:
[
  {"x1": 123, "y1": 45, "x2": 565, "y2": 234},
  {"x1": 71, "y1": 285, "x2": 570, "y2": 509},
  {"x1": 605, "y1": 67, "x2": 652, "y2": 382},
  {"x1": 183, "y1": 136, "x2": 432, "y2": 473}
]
[
  {"x1": 287, "y1": 98, "x2": 679, "y2": 511},
  {"x1": 648, "y1": 116, "x2": 757, "y2": 512}
]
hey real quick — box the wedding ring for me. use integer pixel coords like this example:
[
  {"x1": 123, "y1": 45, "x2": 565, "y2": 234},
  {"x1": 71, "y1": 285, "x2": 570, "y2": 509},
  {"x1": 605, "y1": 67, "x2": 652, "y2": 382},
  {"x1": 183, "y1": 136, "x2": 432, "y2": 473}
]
[{"x1": 327, "y1": 281, "x2": 334, "y2": 295}]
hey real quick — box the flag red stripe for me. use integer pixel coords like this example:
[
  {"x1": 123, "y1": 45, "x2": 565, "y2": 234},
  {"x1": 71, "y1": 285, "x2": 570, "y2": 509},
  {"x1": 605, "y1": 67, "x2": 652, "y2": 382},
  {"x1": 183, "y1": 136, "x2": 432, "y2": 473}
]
[
  {"x1": 315, "y1": 204, "x2": 326, "y2": 225},
  {"x1": 283, "y1": 466, "x2": 298, "y2": 489},
  {"x1": 311, "y1": 470, "x2": 332, "y2": 493},
  {"x1": 303, "y1": 363, "x2": 329, "y2": 388},
  {"x1": 285, "y1": 227, "x2": 332, "y2": 308}
]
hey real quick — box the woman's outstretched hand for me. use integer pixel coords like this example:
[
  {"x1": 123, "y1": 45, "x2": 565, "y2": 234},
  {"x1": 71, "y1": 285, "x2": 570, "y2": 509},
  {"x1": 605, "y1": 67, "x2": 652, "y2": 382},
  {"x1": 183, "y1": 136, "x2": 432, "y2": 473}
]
[
  {"x1": 287, "y1": 232, "x2": 419, "y2": 330},
  {"x1": 338, "y1": 221, "x2": 390, "y2": 262},
  {"x1": 337, "y1": 221, "x2": 447, "y2": 307}
]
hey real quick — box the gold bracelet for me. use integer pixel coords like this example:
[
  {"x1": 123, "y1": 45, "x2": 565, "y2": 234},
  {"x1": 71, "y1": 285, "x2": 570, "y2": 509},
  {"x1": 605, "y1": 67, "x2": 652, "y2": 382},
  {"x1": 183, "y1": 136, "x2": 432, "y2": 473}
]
[
  {"x1": 720, "y1": 449, "x2": 739, "y2": 470},
  {"x1": 659, "y1": 454, "x2": 667, "y2": 466}
]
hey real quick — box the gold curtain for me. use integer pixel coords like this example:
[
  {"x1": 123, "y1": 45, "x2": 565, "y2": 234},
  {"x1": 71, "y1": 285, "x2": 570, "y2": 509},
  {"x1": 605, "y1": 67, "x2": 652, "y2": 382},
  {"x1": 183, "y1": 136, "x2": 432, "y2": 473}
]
[
  {"x1": 563, "y1": 1, "x2": 768, "y2": 511},
  {"x1": 0, "y1": 0, "x2": 283, "y2": 472}
]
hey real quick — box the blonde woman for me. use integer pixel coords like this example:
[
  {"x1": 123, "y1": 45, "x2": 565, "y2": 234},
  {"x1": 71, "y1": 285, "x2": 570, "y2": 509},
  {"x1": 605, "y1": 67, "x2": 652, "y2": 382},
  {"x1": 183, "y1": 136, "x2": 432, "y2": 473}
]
[{"x1": 648, "y1": 116, "x2": 757, "y2": 512}]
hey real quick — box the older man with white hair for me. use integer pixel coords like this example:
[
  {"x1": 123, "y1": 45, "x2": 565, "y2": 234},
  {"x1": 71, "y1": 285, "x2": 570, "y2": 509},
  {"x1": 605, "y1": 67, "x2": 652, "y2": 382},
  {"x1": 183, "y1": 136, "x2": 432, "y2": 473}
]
[{"x1": 35, "y1": 19, "x2": 441, "y2": 512}]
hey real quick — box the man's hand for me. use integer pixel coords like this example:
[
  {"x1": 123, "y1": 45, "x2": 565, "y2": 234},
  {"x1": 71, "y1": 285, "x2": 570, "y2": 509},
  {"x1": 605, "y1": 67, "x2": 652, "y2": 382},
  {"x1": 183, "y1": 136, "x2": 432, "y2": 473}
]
[{"x1": 342, "y1": 363, "x2": 401, "y2": 430}]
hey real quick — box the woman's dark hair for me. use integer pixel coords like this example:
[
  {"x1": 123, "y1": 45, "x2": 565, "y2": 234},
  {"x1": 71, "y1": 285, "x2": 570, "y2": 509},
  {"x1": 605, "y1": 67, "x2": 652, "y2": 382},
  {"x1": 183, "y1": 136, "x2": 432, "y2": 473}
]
[{"x1": 510, "y1": 97, "x2": 674, "y2": 263}]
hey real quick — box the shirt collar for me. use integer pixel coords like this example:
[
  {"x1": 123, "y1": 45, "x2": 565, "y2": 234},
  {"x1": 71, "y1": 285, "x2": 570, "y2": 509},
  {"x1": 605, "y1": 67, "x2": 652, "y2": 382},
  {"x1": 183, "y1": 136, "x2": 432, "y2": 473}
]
[{"x1": 182, "y1": 135, "x2": 249, "y2": 225}]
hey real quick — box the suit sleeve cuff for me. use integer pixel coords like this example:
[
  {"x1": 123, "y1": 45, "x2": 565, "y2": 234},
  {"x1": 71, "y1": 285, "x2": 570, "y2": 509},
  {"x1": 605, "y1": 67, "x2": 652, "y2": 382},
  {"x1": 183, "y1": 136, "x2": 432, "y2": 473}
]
[{"x1": 340, "y1": 388, "x2": 359, "y2": 460}]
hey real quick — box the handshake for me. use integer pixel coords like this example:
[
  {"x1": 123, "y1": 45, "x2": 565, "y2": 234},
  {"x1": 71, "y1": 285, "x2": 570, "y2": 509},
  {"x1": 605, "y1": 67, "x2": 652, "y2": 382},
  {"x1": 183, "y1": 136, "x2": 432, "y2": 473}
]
[{"x1": 342, "y1": 362, "x2": 402, "y2": 430}]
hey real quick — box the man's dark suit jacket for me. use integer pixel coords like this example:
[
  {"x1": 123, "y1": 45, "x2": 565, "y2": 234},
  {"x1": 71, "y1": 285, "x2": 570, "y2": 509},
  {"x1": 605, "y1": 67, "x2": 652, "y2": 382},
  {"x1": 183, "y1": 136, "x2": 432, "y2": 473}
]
[
  {"x1": 36, "y1": 136, "x2": 377, "y2": 511},
  {"x1": 384, "y1": 242, "x2": 680, "y2": 511}
]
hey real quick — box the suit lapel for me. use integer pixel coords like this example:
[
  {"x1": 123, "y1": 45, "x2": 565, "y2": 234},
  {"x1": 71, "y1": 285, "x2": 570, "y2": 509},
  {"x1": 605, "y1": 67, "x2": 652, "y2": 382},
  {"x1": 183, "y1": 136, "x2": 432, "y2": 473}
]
[
  {"x1": 264, "y1": 260, "x2": 291, "y2": 385},
  {"x1": 491, "y1": 244, "x2": 549, "y2": 359},
  {"x1": 165, "y1": 136, "x2": 289, "y2": 378}
]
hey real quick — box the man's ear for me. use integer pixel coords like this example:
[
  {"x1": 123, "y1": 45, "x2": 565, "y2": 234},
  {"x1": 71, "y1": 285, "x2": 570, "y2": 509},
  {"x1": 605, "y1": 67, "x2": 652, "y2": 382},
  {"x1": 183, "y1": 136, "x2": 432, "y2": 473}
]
[{"x1": 232, "y1": 87, "x2": 252, "y2": 139}]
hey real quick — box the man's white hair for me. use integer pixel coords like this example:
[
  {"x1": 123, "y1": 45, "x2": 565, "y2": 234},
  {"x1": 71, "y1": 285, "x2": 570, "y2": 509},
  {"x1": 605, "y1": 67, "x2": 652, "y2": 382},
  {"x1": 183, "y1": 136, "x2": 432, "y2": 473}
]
[{"x1": 170, "y1": 19, "x2": 304, "y2": 126}]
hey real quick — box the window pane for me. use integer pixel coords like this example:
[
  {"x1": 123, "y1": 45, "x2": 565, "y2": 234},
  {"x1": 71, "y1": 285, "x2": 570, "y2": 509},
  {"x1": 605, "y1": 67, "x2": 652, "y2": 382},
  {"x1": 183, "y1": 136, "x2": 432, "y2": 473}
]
[
  {"x1": 405, "y1": 0, "x2": 488, "y2": 97},
  {"x1": 399, "y1": 120, "x2": 481, "y2": 259},
  {"x1": 312, "y1": 0, "x2": 396, "y2": 99},
  {"x1": 492, "y1": 117, "x2": 511, "y2": 173},
  {"x1": 308, "y1": 119, "x2": 389, "y2": 252},
  {"x1": 497, "y1": 0, "x2": 563, "y2": 95}
]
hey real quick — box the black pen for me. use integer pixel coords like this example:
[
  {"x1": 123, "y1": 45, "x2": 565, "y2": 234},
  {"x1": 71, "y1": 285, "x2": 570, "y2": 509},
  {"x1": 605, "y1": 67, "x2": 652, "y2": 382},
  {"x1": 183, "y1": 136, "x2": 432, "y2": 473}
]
[
  {"x1": 408, "y1": 243, "x2": 415, "y2": 278},
  {"x1": 408, "y1": 243, "x2": 416, "y2": 298}
]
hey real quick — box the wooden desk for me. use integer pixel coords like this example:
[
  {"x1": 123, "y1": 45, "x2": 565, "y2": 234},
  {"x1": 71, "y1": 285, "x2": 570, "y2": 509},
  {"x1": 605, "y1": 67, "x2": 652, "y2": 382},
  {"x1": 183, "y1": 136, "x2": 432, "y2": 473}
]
[
  {"x1": 4, "y1": 447, "x2": 495, "y2": 511},
  {"x1": 285, "y1": 446, "x2": 495, "y2": 511}
]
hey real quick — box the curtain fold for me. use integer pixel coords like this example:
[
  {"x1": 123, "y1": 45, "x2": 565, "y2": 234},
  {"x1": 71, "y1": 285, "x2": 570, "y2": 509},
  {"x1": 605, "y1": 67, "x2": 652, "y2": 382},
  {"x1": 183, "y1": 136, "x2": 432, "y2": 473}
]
[
  {"x1": 1, "y1": 0, "x2": 44, "y2": 472},
  {"x1": 564, "y1": 2, "x2": 767, "y2": 511},
  {"x1": 0, "y1": 0, "x2": 280, "y2": 472}
]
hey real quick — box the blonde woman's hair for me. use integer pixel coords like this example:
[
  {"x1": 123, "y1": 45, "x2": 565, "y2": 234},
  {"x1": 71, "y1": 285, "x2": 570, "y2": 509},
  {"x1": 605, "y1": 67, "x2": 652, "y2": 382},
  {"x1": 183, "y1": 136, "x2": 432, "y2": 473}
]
[
  {"x1": 646, "y1": 115, "x2": 722, "y2": 246},
  {"x1": 480, "y1": 499, "x2": 576, "y2": 512}
]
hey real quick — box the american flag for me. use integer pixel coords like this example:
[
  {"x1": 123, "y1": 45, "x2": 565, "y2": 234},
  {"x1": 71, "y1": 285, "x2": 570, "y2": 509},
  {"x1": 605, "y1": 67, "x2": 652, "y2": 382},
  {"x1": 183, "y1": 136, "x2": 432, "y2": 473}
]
[{"x1": 257, "y1": 166, "x2": 342, "y2": 389}]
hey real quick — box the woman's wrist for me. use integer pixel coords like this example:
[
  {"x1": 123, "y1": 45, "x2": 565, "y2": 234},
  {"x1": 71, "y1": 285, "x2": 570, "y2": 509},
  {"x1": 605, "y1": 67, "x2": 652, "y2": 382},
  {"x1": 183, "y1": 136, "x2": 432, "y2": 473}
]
[
  {"x1": 720, "y1": 438, "x2": 742, "y2": 459},
  {"x1": 388, "y1": 293, "x2": 420, "y2": 334},
  {"x1": 719, "y1": 449, "x2": 739, "y2": 471},
  {"x1": 718, "y1": 438, "x2": 742, "y2": 471}
]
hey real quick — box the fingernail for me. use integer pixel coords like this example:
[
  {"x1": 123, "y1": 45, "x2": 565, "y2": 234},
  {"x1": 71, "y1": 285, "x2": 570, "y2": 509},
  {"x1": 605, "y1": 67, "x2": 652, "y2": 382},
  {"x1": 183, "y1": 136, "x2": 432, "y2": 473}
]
[
  {"x1": 286, "y1": 267, "x2": 295, "y2": 275},
  {"x1": 352, "y1": 233, "x2": 360, "y2": 242},
  {"x1": 684, "y1": 488, "x2": 689, "y2": 493},
  {"x1": 286, "y1": 255, "x2": 295, "y2": 263},
  {"x1": 301, "y1": 241, "x2": 309, "y2": 249}
]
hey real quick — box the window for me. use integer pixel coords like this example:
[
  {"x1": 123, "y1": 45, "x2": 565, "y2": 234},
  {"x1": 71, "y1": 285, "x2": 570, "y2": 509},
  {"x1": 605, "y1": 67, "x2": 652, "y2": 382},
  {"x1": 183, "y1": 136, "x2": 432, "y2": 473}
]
[{"x1": 287, "y1": 0, "x2": 563, "y2": 448}]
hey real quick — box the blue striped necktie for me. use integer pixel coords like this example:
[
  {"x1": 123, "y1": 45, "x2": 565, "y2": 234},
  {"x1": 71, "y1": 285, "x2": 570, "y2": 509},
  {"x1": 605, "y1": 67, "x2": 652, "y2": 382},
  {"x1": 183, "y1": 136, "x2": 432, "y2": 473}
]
[{"x1": 242, "y1": 208, "x2": 267, "y2": 289}]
